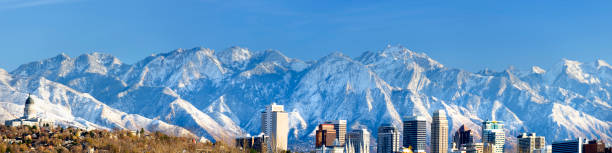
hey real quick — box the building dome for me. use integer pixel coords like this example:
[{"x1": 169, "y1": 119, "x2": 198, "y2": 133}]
[
  {"x1": 25, "y1": 96, "x2": 34, "y2": 105},
  {"x1": 24, "y1": 95, "x2": 35, "y2": 119}
]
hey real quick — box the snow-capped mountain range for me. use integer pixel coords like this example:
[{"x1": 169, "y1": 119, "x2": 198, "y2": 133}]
[{"x1": 0, "y1": 45, "x2": 610, "y2": 149}]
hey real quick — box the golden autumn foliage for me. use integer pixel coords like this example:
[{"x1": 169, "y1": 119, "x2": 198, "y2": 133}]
[{"x1": 0, "y1": 125, "x2": 249, "y2": 153}]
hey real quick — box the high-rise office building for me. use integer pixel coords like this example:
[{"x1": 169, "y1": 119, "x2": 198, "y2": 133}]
[
  {"x1": 316, "y1": 124, "x2": 337, "y2": 147},
  {"x1": 453, "y1": 124, "x2": 475, "y2": 148},
  {"x1": 517, "y1": 133, "x2": 546, "y2": 153},
  {"x1": 552, "y1": 138, "x2": 585, "y2": 153},
  {"x1": 324, "y1": 120, "x2": 347, "y2": 145},
  {"x1": 583, "y1": 139, "x2": 605, "y2": 153},
  {"x1": 346, "y1": 129, "x2": 370, "y2": 153},
  {"x1": 377, "y1": 124, "x2": 400, "y2": 153},
  {"x1": 482, "y1": 120, "x2": 505, "y2": 153},
  {"x1": 403, "y1": 116, "x2": 427, "y2": 153},
  {"x1": 431, "y1": 110, "x2": 448, "y2": 153},
  {"x1": 261, "y1": 103, "x2": 289, "y2": 153},
  {"x1": 535, "y1": 136, "x2": 545, "y2": 150}
]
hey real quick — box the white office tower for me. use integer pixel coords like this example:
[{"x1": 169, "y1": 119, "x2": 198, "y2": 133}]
[
  {"x1": 482, "y1": 121, "x2": 505, "y2": 153},
  {"x1": 261, "y1": 103, "x2": 289, "y2": 153},
  {"x1": 431, "y1": 110, "x2": 448, "y2": 153},
  {"x1": 346, "y1": 129, "x2": 370, "y2": 153},
  {"x1": 325, "y1": 120, "x2": 347, "y2": 145}
]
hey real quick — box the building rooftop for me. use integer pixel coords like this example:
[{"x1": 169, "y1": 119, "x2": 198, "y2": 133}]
[
  {"x1": 552, "y1": 137, "x2": 585, "y2": 144},
  {"x1": 433, "y1": 110, "x2": 446, "y2": 117},
  {"x1": 458, "y1": 124, "x2": 471, "y2": 132},
  {"x1": 25, "y1": 95, "x2": 34, "y2": 105},
  {"x1": 403, "y1": 115, "x2": 426, "y2": 121}
]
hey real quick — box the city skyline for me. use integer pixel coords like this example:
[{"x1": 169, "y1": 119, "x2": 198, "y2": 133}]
[
  {"x1": 5, "y1": 94, "x2": 610, "y2": 153},
  {"x1": 305, "y1": 108, "x2": 609, "y2": 153},
  {"x1": 1, "y1": 1, "x2": 611, "y2": 152}
]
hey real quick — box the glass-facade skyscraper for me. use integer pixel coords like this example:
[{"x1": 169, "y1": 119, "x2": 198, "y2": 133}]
[
  {"x1": 403, "y1": 116, "x2": 427, "y2": 153},
  {"x1": 482, "y1": 120, "x2": 505, "y2": 153},
  {"x1": 377, "y1": 124, "x2": 400, "y2": 153}
]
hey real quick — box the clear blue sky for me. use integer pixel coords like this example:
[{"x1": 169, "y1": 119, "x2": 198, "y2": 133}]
[{"x1": 1, "y1": 0, "x2": 611, "y2": 72}]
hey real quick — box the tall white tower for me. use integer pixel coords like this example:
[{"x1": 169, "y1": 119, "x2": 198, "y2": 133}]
[
  {"x1": 261, "y1": 103, "x2": 288, "y2": 153},
  {"x1": 431, "y1": 110, "x2": 448, "y2": 153}
]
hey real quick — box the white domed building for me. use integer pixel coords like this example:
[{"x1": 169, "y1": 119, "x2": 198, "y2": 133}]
[{"x1": 4, "y1": 95, "x2": 52, "y2": 127}]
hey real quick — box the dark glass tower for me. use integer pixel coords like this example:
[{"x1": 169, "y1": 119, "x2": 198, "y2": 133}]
[
  {"x1": 403, "y1": 116, "x2": 427, "y2": 152},
  {"x1": 377, "y1": 124, "x2": 400, "y2": 153},
  {"x1": 453, "y1": 124, "x2": 474, "y2": 148}
]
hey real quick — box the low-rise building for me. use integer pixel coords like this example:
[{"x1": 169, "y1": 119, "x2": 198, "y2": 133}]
[
  {"x1": 315, "y1": 139, "x2": 344, "y2": 153},
  {"x1": 533, "y1": 145, "x2": 552, "y2": 153},
  {"x1": 583, "y1": 139, "x2": 605, "y2": 153},
  {"x1": 236, "y1": 134, "x2": 268, "y2": 153},
  {"x1": 517, "y1": 133, "x2": 546, "y2": 153}
]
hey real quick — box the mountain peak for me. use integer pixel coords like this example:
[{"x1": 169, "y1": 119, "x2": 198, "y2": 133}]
[
  {"x1": 553, "y1": 58, "x2": 600, "y2": 84},
  {"x1": 596, "y1": 59, "x2": 612, "y2": 70},
  {"x1": 380, "y1": 45, "x2": 429, "y2": 59},
  {"x1": 0, "y1": 68, "x2": 9, "y2": 81},
  {"x1": 531, "y1": 66, "x2": 546, "y2": 74},
  {"x1": 76, "y1": 52, "x2": 123, "y2": 65},
  {"x1": 359, "y1": 45, "x2": 443, "y2": 71},
  {"x1": 254, "y1": 49, "x2": 294, "y2": 64},
  {"x1": 216, "y1": 46, "x2": 252, "y2": 66},
  {"x1": 155, "y1": 47, "x2": 214, "y2": 58},
  {"x1": 320, "y1": 52, "x2": 351, "y2": 62},
  {"x1": 49, "y1": 53, "x2": 71, "y2": 62},
  {"x1": 561, "y1": 58, "x2": 581, "y2": 66}
]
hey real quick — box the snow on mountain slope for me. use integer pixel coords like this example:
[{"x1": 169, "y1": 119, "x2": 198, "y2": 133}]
[
  {"x1": 0, "y1": 102, "x2": 21, "y2": 122},
  {"x1": 289, "y1": 52, "x2": 401, "y2": 136},
  {"x1": 2, "y1": 45, "x2": 611, "y2": 148},
  {"x1": 215, "y1": 46, "x2": 252, "y2": 70},
  {"x1": 165, "y1": 98, "x2": 239, "y2": 142},
  {"x1": 0, "y1": 73, "x2": 194, "y2": 137},
  {"x1": 122, "y1": 47, "x2": 227, "y2": 89},
  {"x1": 549, "y1": 103, "x2": 611, "y2": 142},
  {"x1": 10, "y1": 53, "x2": 129, "y2": 104},
  {"x1": 12, "y1": 53, "x2": 127, "y2": 78},
  {"x1": 358, "y1": 45, "x2": 443, "y2": 91},
  {"x1": 110, "y1": 86, "x2": 243, "y2": 142},
  {"x1": 205, "y1": 95, "x2": 241, "y2": 126}
]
